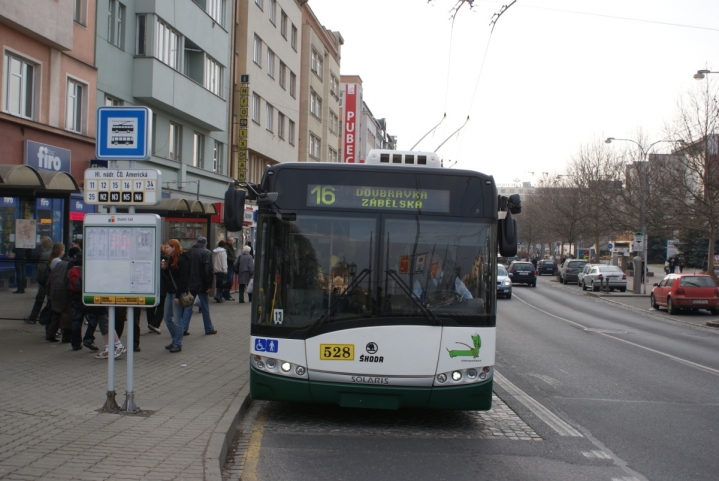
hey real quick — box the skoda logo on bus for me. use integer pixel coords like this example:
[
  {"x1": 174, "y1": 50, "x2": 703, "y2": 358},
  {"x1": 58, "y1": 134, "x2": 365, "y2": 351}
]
[{"x1": 366, "y1": 342, "x2": 378, "y2": 354}]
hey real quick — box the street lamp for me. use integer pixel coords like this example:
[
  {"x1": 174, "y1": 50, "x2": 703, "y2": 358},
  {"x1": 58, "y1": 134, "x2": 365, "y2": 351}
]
[
  {"x1": 693, "y1": 69, "x2": 719, "y2": 80},
  {"x1": 604, "y1": 137, "x2": 675, "y2": 293}
]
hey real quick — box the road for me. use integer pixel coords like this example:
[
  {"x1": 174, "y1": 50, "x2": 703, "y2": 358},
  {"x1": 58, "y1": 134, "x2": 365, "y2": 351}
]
[{"x1": 223, "y1": 275, "x2": 719, "y2": 481}]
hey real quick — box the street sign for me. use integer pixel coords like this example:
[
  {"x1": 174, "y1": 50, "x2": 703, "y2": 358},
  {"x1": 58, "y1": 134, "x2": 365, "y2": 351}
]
[
  {"x1": 607, "y1": 243, "x2": 613, "y2": 249},
  {"x1": 96, "y1": 106, "x2": 152, "y2": 160},
  {"x1": 83, "y1": 213, "x2": 161, "y2": 307},
  {"x1": 556, "y1": 242, "x2": 560, "y2": 247},
  {"x1": 84, "y1": 169, "x2": 161, "y2": 205},
  {"x1": 241, "y1": 74, "x2": 249, "y2": 83}
]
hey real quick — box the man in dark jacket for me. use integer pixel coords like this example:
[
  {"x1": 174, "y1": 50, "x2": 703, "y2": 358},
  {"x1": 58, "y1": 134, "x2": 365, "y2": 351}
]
[
  {"x1": 223, "y1": 237, "x2": 237, "y2": 301},
  {"x1": 182, "y1": 237, "x2": 217, "y2": 335}
]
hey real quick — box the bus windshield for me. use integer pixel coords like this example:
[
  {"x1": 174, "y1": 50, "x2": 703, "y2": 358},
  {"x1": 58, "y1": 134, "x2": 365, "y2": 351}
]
[{"x1": 253, "y1": 211, "x2": 494, "y2": 336}]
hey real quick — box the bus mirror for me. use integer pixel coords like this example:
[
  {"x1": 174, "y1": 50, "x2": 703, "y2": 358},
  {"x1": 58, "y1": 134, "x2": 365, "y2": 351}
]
[
  {"x1": 224, "y1": 184, "x2": 246, "y2": 231},
  {"x1": 498, "y1": 211, "x2": 518, "y2": 257},
  {"x1": 257, "y1": 192, "x2": 278, "y2": 205},
  {"x1": 507, "y1": 194, "x2": 522, "y2": 214}
]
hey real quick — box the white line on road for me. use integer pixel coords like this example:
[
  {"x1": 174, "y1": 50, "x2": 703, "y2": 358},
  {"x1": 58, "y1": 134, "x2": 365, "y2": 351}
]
[
  {"x1": 514, "y1": 294, "x2": 719, "y2": 377},
  {"x1": 583, "y1": 450, "x2": 612, "y2": 459},
  {"x1": 494, "y1": 371, "x2": 583, "y2": 437}
]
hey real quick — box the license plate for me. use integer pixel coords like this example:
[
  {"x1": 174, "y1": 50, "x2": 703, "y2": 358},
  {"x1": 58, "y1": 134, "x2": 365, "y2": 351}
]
[
  {"x1": 320, "y1": 344, "x2": 354, "y2": 360},
  {"x1": 693, "y1": 300, "x2": 708, "y2": 304},
  {"x1": 519, "y1": 271, "x2": 528, "y2": 274}
]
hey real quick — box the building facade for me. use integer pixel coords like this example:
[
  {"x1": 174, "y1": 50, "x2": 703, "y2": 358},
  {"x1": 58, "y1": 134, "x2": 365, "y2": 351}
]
[
  {"x1": 94, "y1": 0, "x2": 233, "y2": 247},
  {"x1": 0, "y1": 0, "x2": 98, "y2": 275},
  {"x1": 297, "y1": 4, "x2": 342, "y2": 163}
]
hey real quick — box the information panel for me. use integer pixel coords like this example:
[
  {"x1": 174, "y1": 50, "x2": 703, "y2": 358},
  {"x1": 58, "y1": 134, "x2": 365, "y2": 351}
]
[
  {"x1": 306, "y1": 184, "x2": 450, "y2": 213},
  {"x1": 83, "y1": 169, "x2": 161, "y2": 205},
  {"x1": 83, "y1": 213, "x2": 161, "y2": 307}
]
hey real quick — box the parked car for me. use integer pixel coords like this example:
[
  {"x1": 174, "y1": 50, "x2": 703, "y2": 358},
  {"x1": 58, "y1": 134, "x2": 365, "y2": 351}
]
[
  {"x1": 559, "y1": 259, "x2": 588, "y2": 285},
  {"x1": 650, "y1": 274, "x2": 719, "y2": 314},
  {"x1": 508, "y1": 261, "x2": 537, "y2": 287},
  {"x1": 581, "y1": 265, "x2": 627, "y2": 292},
  {"x1": 497, "y1": 264, "x2": 513, "y2": 299},
  {"x1": 537, "y1": 259, "x2": 558, "y2": 276},
  {"x1": 578, "y1": 263, "x2": 600, "y2": 287}
]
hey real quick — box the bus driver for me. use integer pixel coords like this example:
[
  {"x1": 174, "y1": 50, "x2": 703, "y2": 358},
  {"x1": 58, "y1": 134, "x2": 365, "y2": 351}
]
[{"x1": 413, "y1": 252, "x2": 473, "y2": 306}]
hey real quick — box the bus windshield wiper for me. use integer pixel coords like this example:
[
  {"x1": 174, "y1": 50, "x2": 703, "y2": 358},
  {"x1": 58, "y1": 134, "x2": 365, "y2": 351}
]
[
  {"x1": 305, "y1": 269, "x2": 371, "y2": 335},
  {"x1": 385, "y1": 270, "x2": 442, "y2": 326}
]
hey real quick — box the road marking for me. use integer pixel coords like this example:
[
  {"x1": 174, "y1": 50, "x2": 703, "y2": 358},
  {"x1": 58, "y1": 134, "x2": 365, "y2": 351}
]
[
  {"x1": 241, "y1": 407, "x2": 267, "y2": 481},
  {"x1": 612, "y1": 477, "x2": 641, "y2": 481},
  {"x1": 514, "y1": 294, "x2": 719, "y2": 377},
  {"x1": 582, "y1": 450, "x2": 612, "y2": 459},
  {"x1": 494, "y1": 371, "x2": 583, "y2": 437}
]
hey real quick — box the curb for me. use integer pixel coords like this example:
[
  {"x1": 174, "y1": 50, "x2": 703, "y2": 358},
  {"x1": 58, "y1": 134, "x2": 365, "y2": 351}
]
[{"x1": 205, "y1": 385, "x2": 252, "y2": 481}]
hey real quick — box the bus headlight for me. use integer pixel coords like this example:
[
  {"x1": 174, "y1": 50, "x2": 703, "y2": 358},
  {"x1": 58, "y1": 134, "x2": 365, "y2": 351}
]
[
  {"x1": 437, "y1": 373, "x2": 447, "y2": 383},
  {"x1": 265, "y1": 358, "x2": 277, "y2": 369},
  {"x1": 251, "y1": 355, "x2": 308, "y2": 379},
  {"x1": 479, "y1": 372, "x2": 487, "y2": 380},
  {"x1": 452, "y1": 371, "x2": 462, "y2": 381},
  {"x1": 281, "y1": 362, "x2": 291, "y2": 372},
  {"x1": 256, "y1": 360, "x2": 265, "y2": 369},
  {"x1": 467, "y1": 369, "x2": 478, "y2": 379},
  {"x1": 434, "y1": 367, "x2": 493, "y2": 386},
  {"x1": 295, "y1": 366, "x2": 306, "y2": 376}
]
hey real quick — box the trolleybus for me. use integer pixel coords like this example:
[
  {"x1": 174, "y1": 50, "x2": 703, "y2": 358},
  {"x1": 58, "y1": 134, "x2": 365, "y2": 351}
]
[{"x1": 226, "y1": 150, "x2": 520, "y2": 410}]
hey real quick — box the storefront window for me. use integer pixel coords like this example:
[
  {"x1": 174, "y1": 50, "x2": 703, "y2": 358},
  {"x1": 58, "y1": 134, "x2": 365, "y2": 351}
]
[{"x1": 169, "y1": 220, "x2": 207, "y2": 250}]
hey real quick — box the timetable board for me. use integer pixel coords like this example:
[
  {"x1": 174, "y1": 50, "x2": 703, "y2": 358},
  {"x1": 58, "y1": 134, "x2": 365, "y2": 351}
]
[
  {"x1": 82, "y1": 213, "x2": 161, "y2": 307},
  {"x1": 84, "y1": 169, "x2": 161, "y2": 205}
]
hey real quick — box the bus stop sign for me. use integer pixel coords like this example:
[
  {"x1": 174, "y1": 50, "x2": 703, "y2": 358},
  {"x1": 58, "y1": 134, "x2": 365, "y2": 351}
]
[{"x1": 96, "y1": 106, "x2": 153, "y2": 160}]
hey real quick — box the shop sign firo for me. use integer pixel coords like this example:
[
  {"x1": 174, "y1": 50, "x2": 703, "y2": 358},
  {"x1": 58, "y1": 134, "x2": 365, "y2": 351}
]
[{"x1": 24, "y1": 140, "x2": 71, "y2": 173}]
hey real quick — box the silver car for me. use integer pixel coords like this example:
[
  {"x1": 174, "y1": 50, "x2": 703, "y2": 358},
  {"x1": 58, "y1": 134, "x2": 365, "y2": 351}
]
[
  {"x1": 559, "y1": 259, "x2": 588, "y2": 285},
  {"x1": 497, "y1": 264, "x2": 512, "y2": 299},
  {"x1": 581, "y1": 265, "x2": 627, "y2": 292}
]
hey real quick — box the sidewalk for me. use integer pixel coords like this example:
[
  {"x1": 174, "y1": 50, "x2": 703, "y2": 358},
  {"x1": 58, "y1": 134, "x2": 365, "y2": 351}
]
[{"x1": 0, "y1": 286, "x2": 251, "y2": 481}]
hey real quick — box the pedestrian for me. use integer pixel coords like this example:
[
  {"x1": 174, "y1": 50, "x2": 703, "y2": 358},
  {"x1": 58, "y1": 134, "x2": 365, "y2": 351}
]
[
  {"x1": 183, "y1": 236, "x2": 217, "y2": 335},
  {"x1": 46, "y1": 246, "x2": 75, "y2": 343},
  {"x1": 66, "y1": 249, "x2": 86, "y2": 351},
  {"x1": 114, "y1": 306, "x2": 141, "y2": 352},
  {"x1": 234, "y1": 245, "x2": 254, "y2": 303},
  {"x1": 223, "y1": 237, "x2": 237, "y2": 301},
  {"x1": 146, "y1": 246, "x2": 168, "y2": 334},
  {"x1": 212, "y1": 240, "x2": 228, "y2": 303},
  {"x1": 669, "y1": 256, "x2": 676, "y2": 274},
  {"x1": 246, "y1": 277, "x2": 254, "y2": 302},
  {"x1": 702, "y1": 256, "x2": 708, "y2": 273},
  {"x1": 26, "y1": 236, "x2": 53, "y2": 323},
  {"x1": 664, "y1": 259, "x2": 670, "y2": 275},
  {"x1": 678, "y1": 256, "x2": 685, "y2": 273},
  {"x1": 10, "y1": 242, "x2": 31, "y2": 293},
  {"x1": 246, "y1": 241, "x2": 254, "y2": 258},
  {"x1": 164, "y1": 239, "x2": 191, "y2": 353}
]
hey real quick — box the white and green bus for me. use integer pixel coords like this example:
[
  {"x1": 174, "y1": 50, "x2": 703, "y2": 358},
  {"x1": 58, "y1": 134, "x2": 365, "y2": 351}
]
[{"x1": 226, "y1": 150, "x2": 520, "y2": 410}]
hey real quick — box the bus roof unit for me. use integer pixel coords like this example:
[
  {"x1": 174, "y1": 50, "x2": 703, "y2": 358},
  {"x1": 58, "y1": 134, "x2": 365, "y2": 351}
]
[{"x1": 365, "y1": 150, "x2": 442, "y2": 169}]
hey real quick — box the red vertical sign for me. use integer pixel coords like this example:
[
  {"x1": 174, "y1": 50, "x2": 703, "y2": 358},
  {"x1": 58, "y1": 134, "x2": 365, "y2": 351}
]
[{"x1": 344, "y1": 84, "x2": 357, "y2": 163}]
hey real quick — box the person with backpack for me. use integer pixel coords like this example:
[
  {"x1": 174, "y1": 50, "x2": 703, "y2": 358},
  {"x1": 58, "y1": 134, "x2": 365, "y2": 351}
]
[
  {"x1": 26, "y1": 236, "x2": 53, "y2": 324},
  {"x1": 45, "y1": 245, "x2": 74, "y2": 343},
  {"x1": 66, "y1": 249, "x2": 85, "y2": 351}
]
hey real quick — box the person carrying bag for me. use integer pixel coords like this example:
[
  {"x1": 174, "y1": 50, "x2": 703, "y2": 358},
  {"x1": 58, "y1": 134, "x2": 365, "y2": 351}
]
[{"x1": 164, "y1": 239, "x2": 191, "y2": 352}]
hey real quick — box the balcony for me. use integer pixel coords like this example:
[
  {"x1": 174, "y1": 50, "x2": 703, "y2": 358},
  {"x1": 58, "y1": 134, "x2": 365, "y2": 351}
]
[
  {"x1": 0, "y1": 0, "x2": 73, "y2": 50},
  {"x1": 132, "y1": 56, "x2": 227, "y2": 132}
]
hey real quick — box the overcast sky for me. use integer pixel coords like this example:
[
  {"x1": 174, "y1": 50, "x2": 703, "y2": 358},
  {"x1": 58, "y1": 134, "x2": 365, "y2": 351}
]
[{"x1": 308, "y1": 0, "x2": 719, "y2": 185}]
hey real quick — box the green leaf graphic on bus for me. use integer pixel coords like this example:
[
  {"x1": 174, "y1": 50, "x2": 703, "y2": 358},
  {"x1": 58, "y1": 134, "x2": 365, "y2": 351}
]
[{"x1": 447, "y1": 334, "x2": 481, "y2": 358}]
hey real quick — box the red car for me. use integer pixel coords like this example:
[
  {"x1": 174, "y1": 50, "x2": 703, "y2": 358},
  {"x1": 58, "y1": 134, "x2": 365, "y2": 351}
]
[{"x1": 650, "y1": 274, "x2": 719, "y2": 315}]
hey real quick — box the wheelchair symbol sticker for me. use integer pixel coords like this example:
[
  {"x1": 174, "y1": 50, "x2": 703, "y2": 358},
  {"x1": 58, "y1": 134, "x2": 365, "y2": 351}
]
[{"x1": 254, "y1": 338, "x2": 279, "y2": 353}]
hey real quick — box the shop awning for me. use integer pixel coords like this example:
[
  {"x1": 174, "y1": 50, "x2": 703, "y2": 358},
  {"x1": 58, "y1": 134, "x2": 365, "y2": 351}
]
[
  {"x1": 135, "y1": 198, "x2": 217, "y2": 215},
  {"x1": 0, "y1": 165, "x2": 79, "y2": 195}
]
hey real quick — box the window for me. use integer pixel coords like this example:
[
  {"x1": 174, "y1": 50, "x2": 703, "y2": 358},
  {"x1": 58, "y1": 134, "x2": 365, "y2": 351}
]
[
  {"x1": 289, "y1": 120, "x2": 295, "y2": 146},
  {"x1": 311, "y1": 49, "x2": 323, "y2": 79},
  {"x1": 253, "y1": 36, "x2": 262, "y2": 66},
  {"x1": 291, "y1": 24, "x2": 297, "y2": 51},
  {"x1": 205, "y1": 56, "x2": 222, "y2": 96},
  {"x1": 108, "y1": 0, "x2": 115, "y2": 44},
  {"x1": 309, "y1": 133, "x2": 321, "y2": 159},
  {"x1": 115, "y1": 3, "x2": 125, "y2": 49},
  {"x1": 4, "y1": 53, "x2": 34, "y2": 119},
  {"x1": 193, "y1": 132, "x2": 205, "y2": 168},
  {"x1": 252, "y1": 93, "x2": 260, "y2": 123},
  {"x1": 329, "y1": 110, "x2": 339, "y2": 134},
  {"x1": 66, "y1": 79, "x2": 84, "y2": 133},
  {"x1": 289, "y1": 71, "x2": 296, "y2": 98},
  {"x1": 207, "y1": 0, "x2": 224, "y2": 25},
  {"x1": 278, "y1": 112, "x2": 285, "y2": 139},
  {"x1": 267, "y1": 49, "x2": 275, "y2": 78},
  {"x1": 330, "y1": 74, "x2": 339, "y2": 98},
  {"x1": 156, "y1": 19, "x2": 180, "y2": 69},
  {"x1": 136, "y1": 15, "x2": 147, "y2": 55},
  {"x1": 73, "y1": 0, "x2": 85, "y2": 24},
  {"x1": 269, "y1": 0, "x2": 276, "y2": 24},
  {"x1": 329, "y1": 146, "x2": 338, "y2": 162},
  {"x1": 213, "y1": 141, "x2": 223, "y2": 173},
  {"x1": 281, "y1": 11, "x2": 287, "y2": 38},
  {"x1": 279, "y1": 61, "x2": 286, "y2": 89},
  {"x1": 169, "y1": 122, "x2": 182, "y2": 160},
  {"x1": 255, "y1": 0, "x2": 263, "y2": 8},
  {"x1": 104, "y1": 95, "x2": 123, "y2": 106},
  {"x1": 266, "y1": 103, "x2": 273, "y2": 132},
  {"x1": 310, "y1": 90, "x2": 322, "y2": 119}
]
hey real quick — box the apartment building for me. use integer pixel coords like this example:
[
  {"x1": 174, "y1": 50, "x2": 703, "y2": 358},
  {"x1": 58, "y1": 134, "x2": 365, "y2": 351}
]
[
  {"x1": 297, "y1": 3, "x2": 342, "y2": 163},
  {"x1": 234, "y1": 0, "x2": 302, "y2": 184},
  {"x1": 0, "y1": 0, "x2": 98, "y2": 253}
]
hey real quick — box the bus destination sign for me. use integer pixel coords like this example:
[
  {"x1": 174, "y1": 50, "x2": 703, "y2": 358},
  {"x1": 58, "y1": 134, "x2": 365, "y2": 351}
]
[{"x1": 307, "y1": 185, "x2": 450, "y2": 213}]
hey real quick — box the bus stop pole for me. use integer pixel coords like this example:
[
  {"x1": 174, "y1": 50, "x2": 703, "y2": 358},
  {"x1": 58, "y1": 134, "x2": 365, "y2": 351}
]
[
  {"x1": 121, "y1": 161, "x2": 139, "y2": 413},
  {"x1": 103, "y1": 196, "x2": 120, "y2": 412}
]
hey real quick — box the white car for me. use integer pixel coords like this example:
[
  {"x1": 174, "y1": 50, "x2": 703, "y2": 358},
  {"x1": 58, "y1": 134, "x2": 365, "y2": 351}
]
[
  {"x1": 581, "y1": 265, "x2": 627, "y2": 292},
  {"x1": 497, "y1": 264, "x2": 512, "y2": 299}
]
